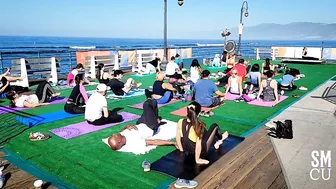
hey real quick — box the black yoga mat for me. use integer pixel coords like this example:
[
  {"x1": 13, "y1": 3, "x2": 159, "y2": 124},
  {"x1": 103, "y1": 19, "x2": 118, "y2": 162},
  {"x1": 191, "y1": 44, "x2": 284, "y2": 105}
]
[{"x1": 151, "y1": 135, "x2": 244, "y2": 180}]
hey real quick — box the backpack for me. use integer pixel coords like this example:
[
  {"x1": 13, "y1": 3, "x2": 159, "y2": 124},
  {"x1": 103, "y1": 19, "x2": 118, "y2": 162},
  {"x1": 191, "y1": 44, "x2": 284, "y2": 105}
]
[{"x1": 268, "y1": 120, "x2": 293, "y2": 139}]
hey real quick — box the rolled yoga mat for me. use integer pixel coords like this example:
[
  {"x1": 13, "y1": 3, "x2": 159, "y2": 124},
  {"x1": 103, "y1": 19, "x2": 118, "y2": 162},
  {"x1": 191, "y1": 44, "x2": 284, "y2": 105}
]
[
  {"x1": 151, "y1": 135, "x2": 245, "y2": 180},
  {"x1": 0, "y1": 97, "x2": 67, "y2": 115},
  {"x1": 16, "y1": 110, "x2": 81, "y2": 127},
  {"x1": 129, "y1": 99, "x2": 180, "y2": 110},
  {"x1": 50, "y1": 112, "x2": 140, "y2": 140},
  {"x1": 247, "y1": 96, "x2": 288, "y2": 107}
]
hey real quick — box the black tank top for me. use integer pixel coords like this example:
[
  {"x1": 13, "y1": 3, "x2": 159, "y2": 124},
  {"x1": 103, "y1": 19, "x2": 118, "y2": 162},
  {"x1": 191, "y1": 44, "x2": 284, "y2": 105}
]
[
  {"x1": 181, "y1": 119, "x2": 196, "y2": 155},
  {"x1": 68, "y1": 85, "x2": 83, "y2": 105},
  {"x1": 153, "y1": 80, "x2": 166, "y2": 96}
]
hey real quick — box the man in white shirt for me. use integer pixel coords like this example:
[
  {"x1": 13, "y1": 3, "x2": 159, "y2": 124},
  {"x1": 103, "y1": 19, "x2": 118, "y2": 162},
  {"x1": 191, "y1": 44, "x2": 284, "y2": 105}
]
[
  {"x1": 85, "y1": 84, "x2": 123, "y2": 125},
  {"x1": 165, "y1": 56, "x2": 181, "y2": 77}
]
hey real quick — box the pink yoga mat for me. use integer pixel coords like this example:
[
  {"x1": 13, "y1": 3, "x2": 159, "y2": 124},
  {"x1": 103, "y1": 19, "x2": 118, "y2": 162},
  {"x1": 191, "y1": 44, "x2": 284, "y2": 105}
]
[
  {"x1": 225, "y1": 93, "x2": 241, "y2": 101},
  {"x1": 50, "y1": 112, "x2": 140, "y2": 140},
  {"x1": 129, "y1": 99, "x2": 180, "y2": 110},
  {"x1": 247, "y1": 96, "x2": 288, "y2": 107},
  {"x1": 171, "y1": 106, "x2": 219, "y2": 117},
  {"x1": 0, "y1": 97, "x2": 68, "y2": 115}
]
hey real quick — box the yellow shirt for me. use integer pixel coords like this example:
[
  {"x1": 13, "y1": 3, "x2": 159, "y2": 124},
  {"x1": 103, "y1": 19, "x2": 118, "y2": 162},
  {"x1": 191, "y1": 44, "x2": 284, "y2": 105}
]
[{"x1": 179, "y1": 122, "x2": 197, "y2": 143}]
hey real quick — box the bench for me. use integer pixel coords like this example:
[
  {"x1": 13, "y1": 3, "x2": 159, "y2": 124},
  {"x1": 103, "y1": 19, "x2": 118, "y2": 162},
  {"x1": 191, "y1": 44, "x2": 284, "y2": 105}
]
[
  {"x1": 133, "y1": 50, "x2": 158, "y2": 72},
  {"x1": 10, "y1": 57, "x2": 59, "y2": 88},
  {"x1": 84, "y1": 55, "x2": 119, "y2": 79}
]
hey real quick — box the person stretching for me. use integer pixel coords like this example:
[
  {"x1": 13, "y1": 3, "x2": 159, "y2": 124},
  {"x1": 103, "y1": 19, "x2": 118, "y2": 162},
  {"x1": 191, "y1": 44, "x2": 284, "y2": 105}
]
[
  {"x1": 152, "y1": 72, "x2": 178, "y2": 104},
  {"x1": 225, "y1": 68, "x2": 243, "y2": 98},
  {"x1": 0, "y1": 68, "x2": 26, "y2": 96},
  {"x1": 176, "y1": 101, "x2": 229, "y2": 164},
  {"x1": 35, "y1": 80, "x2": 61, "y2": 103},
  {"x1": 6, "y1": 90, "x2": 50, "y2": 108},
  {"x1": 194, "y1": 70, "x2": 225, "y2": 107},
  {"x1": 64, "y1": 74, "x2": 89, "y2": 114},
  {"x1": 165, "y1": 56, "x2": 181, "y2": 77},
  {"x1": 257, "y1": 70, "x2": 284, "y2": 103},
  {"x1": 85, "y1": 84, "x2": 123, "y2": 126},
  {"x1": 66, "y1": 63, "x2": 90, "y2": 86},
  {"x1": 139, "y1": 57, "x2": 161, "y2": 75},
  {"x1": 109, "y1": 70, "x2": 142, "y2": 96},
  {"x1": 278, "y1": 69, "x2": 298, "y2": 91},
  {"x1": 96, "y1": 63, "x2": 114, "y2": 85},
  {"x1": 244, "y1": 64, "x2": 261, "y2": 93}
]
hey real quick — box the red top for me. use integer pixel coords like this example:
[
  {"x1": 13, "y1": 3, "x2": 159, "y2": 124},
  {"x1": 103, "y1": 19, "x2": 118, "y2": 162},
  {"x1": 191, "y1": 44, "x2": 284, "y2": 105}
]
[{"x1": 227, "y1": 63, "x2": 247, "y2": 81}]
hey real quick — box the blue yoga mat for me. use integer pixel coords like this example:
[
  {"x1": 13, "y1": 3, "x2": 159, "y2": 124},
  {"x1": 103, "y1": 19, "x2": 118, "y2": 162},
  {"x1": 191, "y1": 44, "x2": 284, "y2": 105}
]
[{"x1": 16, "y1": 110, "x2": 81, "y2": 127}]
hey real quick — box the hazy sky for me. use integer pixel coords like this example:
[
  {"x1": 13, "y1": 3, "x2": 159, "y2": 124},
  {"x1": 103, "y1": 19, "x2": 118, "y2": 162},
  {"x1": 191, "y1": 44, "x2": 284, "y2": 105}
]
[{"x1": 0, "y1": 0, "x2": 334, "y2": 39}]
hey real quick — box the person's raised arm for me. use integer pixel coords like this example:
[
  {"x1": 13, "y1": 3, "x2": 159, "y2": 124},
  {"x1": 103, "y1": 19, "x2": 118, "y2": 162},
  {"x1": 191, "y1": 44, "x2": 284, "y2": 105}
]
[
  {"x1": 79, "y1": 85, "x2": 89, "y2": 104},
  {"x1": 176, "y1": 119, "x2": 184, "y2": 151},
  {"x1": 195, "y1": 137, "x2": 209, "y2": 164},
  {"x1": 261, "y1": 63, "x2": 265, "y2": 74},
  {"x1": 273, "y1": 81, "x2": 279, "y2": 103},
  {"x1": 162, "y1": 83, "x2": 177, "y2": 92},
  {"x1": 213, "y1": 82, "x2": 225, "y2": 97},
  {"x1": 0, "y1": 82, "x2": 9, "y2": 93}
]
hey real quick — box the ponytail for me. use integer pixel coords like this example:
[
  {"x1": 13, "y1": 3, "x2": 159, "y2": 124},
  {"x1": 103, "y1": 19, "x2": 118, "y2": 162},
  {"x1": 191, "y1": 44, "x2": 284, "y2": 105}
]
[
  {"x1": 186, "y1": 102, "x2": 205, "y2": 138},
  {"x1": 75, "y1": 74, "x2": 84, "y2": 85},
  {"x1": 96, "y1": 63, "x2": 104, "y2": 79},
  {"x1": 6, "y1": 90, "x2": 17, "y2": 108}
]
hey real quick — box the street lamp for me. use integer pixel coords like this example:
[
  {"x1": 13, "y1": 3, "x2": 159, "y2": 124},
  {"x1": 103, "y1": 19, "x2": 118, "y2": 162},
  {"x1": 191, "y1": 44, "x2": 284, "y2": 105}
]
[
  {"x1": 237, "y1": 1, "x2": 248, "y2": 57},
  {"x1": 163, "y1": 0, "x2": 184, "y2": 63},
  {"x1": 221, "y1": 28, "x2": 231, "y2": 51}
]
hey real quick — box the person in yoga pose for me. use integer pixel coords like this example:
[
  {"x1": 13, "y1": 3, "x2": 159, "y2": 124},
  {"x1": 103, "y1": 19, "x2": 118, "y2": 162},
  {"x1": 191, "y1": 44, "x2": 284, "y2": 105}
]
[
  {"x1": 194, "y1": 70, "x2": 225, "y2": 107},
  {"x1": 139, "y1": 57, "x2": 161, "y2": 74},
  {"x1": 221, "y1": 50, "x2": 227, "y2": 65},
  {"x1": 302, "y1": 47, "x2": 319, "y2": 60},
  {"x1": 0, "y1": 68, "x2": 26, "y2": 96},
  {"x1": 189, "y1": 59, "x2": 202, "y2": 84},
  {"x1": 85, "y1": 84, "x2": 123, "y2": 126},
  {"x1": 257, "y1": 70, "x2": 283, "y2": 103},
  {"x1": 225, "y1": 68, "x2": 243, "y2": 99},
  {"x1": 165, "y1": 56, "x2": 181, "y2": 77},
  {"x1": 96, "y1": 63, "x2": 114, "y2": 85},
  {"x1": 66, "y1": 63, "x2": 89, "y2": 86},
  {"x1": 6, "y1": 90, "x2": 50, "y2": 108},
  {"x1": 176, "y1": 101, "x2": 229, "y2": 164},
  {"x1": 64, "y1": 74, "x2": 89, "y2": 114},
  {"x1": 109, "y1": 70, "x2": 142, "y2": 96},
  {"x1": 278, "y1": 69, "x2": 298, "y2": 91},
  {"x1": 244, "y1": 64, "x2": 261, "y2": 92},
  {"x1": 212, "y1": 54, "x2": 221, "y2": 67},
  {"x1": 218, "y1": 58, "x2": 247, "y2": 87},
  {"x1": 225, "y1": 54, "x2": 235, "y2": 71},
  {"x1": 152, "y1": 72, "x2": 178, "y2": 104},
  {"x1": 35, "y1": 79, "x2": 61, "y2": 103},
  {"x1": 175, "y1": 54, "x2": 182, "y2": 69}
]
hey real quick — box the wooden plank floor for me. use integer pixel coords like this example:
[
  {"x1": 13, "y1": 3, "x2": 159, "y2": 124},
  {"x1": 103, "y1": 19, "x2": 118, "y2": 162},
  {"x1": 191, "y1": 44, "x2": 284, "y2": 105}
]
[
  {"x1": 171, "y1": 128, "x2": 288, "y2": 189},
  {"x1": 0, "y1": 151, "x2": 56, "y2": 189}
]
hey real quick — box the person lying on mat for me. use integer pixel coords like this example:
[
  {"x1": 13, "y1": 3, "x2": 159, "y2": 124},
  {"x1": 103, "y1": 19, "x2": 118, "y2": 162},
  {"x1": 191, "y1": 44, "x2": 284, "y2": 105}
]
[
  {"x1": 109, "y1": 70, "x2": 142, "y2": 96},
  {"x1": 0, "y1": 68, "x2": 27, "y2": 96},
  {"x1": 85, "y1": 84, "x2": 123, "y2": 126},
  {"x1": 139, "y1": 57, "x2": 161, "y2": 75},
  {"x1": 278, "y1": 69, "x2": 298, "y2": 91},
  {"x1": 257, "y1": 70, "x2": 284, "y2": 103},
  {"x1": 64, "y1": 74, "x2": 89, "y2": 114},
  {"x1": 194, "y1": 70, "x2": 225, "y2": 107},
  {"x1": 152, "y1": 72, "x2": 178, "y2": 104},
  {"x1": 176, "y1": 101, "x2": 229, "y2": 164},
  {"x1": 35, "y1": 79, "x2": 61, "y2": 103},
  {"x1": 96, "y1": 63, "x2": 114, "y2": 85},
  {"x1": 244, "y1": 64, "x2": 261, "y2": 93},
  {"x1": 225, "y1": 68, "x2": 244, "y2": 100},
  {"x1": 6, "y1": 90, "x2": 50, "y2": 108}
]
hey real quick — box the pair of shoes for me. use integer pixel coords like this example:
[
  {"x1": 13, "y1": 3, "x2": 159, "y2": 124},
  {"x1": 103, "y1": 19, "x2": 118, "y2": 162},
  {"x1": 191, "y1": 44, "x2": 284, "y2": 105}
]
[
  {"x1": 299, "y1": 86, "x2": 308, "y2": 91},
  {"x1": 174, "y1": 179, "x2": 198, "y2": 188},
  {"x1": 29, "y1": 132, "x2": 50, "y2": 141},
  {"x1": 142, "y1": 160, "x2": 151, "y2": 172},
  {"x1": 235, "y1": 97, "x2": 244, "y2": 102}
]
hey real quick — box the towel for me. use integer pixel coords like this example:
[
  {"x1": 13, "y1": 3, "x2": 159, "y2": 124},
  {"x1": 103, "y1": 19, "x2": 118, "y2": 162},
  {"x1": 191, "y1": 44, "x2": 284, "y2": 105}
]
[{"x1": 102, "y1": 119, "x2": 177, "y2": 155}]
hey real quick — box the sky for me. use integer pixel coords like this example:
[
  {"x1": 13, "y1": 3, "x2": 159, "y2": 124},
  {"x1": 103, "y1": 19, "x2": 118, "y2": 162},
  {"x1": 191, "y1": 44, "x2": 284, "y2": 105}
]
[{"x1": 0, "y1": 0, "x2": 335, "y2": 39}]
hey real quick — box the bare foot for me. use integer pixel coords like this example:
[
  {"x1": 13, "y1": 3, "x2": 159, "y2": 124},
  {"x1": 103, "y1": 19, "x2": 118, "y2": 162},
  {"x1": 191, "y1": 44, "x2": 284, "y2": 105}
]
[
  {"x1": 196, "y1": 159, "x2": 209, "y2": 165},
  {"x1": 214, "y1": 131, "x2": 229, "y2": 149},
  {"x1": 52, "y1": 92, "x2": 61, "y2": 97}
]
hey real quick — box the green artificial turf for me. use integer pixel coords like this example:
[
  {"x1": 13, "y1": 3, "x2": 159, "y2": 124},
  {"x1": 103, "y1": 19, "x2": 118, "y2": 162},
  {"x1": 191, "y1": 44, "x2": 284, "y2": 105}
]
[{"x1": 1, "y1": 60, "x2": 336, "y2": 188}]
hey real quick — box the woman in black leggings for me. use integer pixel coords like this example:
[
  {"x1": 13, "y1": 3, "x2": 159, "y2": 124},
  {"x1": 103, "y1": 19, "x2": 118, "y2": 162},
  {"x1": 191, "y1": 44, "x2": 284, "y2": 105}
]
[
  {"x1": 176, "y1": 101, "x2": 229, "y2": 164},
  {"x1": 35, "y1": 80, "x2": 60, "y2": 103},
  {"x1": 64, "y1": 74, "x2": 88, "y2": 114}
]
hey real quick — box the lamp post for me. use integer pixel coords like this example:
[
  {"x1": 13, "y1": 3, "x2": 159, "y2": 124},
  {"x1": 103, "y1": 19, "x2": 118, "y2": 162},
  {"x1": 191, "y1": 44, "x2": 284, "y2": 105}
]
[
  {"x1": 237, "y1": 1, "x2": 248, "y2": 57},
  {"x1": 163, "y1": 0, "x2": 184, "y2": 63},
  {"x1": 221, "y1": 28, "x2": 231, "y2": 51}
]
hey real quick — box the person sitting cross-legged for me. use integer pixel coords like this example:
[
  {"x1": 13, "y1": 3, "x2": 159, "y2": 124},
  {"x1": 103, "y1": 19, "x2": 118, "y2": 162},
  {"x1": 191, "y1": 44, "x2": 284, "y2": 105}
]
[
  {"x1": 225, "y1": 68, "x2": 244, "y2": 101},
  {"x1": 85, "y1": 84, "x2": 123, "y2": 126},
  {"x1": 176, "y1": 101, "x2": 229, "y2": 164},
  {"x1": 109, "y1": 70, "x2": 142, "y2": 96},
  {"x1": 152, "y1": 72, "x2": 179, "y2": 104},
  {"x1": 257, "y1": 70, "x2": 284, "y2": 104},
  {"x1": 64, "y1": 74, "x2": 88, "y2": 114},
  {"x1": 194, "y1": 70, "x2": 225, "y2": 107}
]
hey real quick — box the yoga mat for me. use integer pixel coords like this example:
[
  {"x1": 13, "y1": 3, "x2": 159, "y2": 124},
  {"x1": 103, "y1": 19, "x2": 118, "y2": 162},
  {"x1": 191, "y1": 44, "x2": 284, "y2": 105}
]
[
  {"x1": 50, "y1": 112, "x2": 140, "y2": 140},
  {"x1": 151, "y1": 135, "x2": 245, "y2": 180},
  {"x1": 171, "y1": 105, "x2": 219, "y2": 117},
  {"x1": 16, "y1": 110, "x2": 81, "y2": 127},
  {"x1": 128, "y1": 99, "x2": 180, "y2": 110},
  {"x1": 107, "y1": 89, "x2": 145, "y2": 99},
  {"x1": 225, "y1": 93, "x2": 241, "y2": 101},
  {"x1": 133, "y1": 73, "x2": 156, "y2": 77},
  {"x1": 0, "y1": 97, "x2": 67, "y2": 115},
  {"x1": 248, "y1": 96, "x2": 288, "y2": 107}
]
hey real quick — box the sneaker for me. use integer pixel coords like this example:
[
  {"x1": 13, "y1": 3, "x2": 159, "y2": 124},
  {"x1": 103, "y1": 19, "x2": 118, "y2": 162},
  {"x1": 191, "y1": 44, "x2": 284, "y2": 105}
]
[
  {"x1": 142, "y1": 160, "x2": 151, "y2": 172},
  {"x1": 174, "y1": 179, "x2": 198, "y2": 188},
  {"x1": 29, "y1": 132, "x2": 50, "y2": 141}
]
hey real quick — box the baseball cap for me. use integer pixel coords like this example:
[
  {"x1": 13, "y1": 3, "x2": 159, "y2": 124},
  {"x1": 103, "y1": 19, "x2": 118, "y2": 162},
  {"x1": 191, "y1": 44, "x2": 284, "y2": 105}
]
[{"x1": 97, "y1": 84, "x2": 107, "y2": 92}]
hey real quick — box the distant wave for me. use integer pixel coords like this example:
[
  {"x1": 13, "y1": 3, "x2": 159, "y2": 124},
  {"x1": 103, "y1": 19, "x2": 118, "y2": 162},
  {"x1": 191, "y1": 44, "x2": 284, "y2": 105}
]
[
  {"x1": 196, "y1": 43, "x2": 224, "y2": 47},
  {"x1": 70, "y1": 46, "x2": 96, "y2": 49}
]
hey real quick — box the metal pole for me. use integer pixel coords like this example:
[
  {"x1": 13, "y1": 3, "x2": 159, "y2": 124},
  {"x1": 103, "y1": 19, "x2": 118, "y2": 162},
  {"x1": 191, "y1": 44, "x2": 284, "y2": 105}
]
[
  {"x1": 164, "y1": 0, "x2": 168, "y2": 62},
  {"x1": 237, "y1": 6, "x2": 244, "y2": 56}
]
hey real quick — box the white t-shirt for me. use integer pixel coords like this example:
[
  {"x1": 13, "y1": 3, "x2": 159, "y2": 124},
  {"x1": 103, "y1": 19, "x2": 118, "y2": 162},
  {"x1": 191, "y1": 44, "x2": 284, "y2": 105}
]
[
  {"x1": 15, "y1": 94, "x2": 39, "y2": 107},
  {"x1": 165, "y1": 61, "x2": 179, "y2": 76},
  {"x1": 190, "y1": 66, "x2": 200, "y2": 83},
  {"x1": 118, "y1": 124, "x2": 153, "y2": 153},
  {"x1": 85, "y1": 92, "x2": 107, "y2": 121}
]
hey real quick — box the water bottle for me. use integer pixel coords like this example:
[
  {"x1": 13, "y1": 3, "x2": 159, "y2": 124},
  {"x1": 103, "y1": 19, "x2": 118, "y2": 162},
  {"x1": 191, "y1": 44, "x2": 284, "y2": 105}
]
[
  {"x1": 182, "y1": 94, "x2": 186, "y2": 103},
  {"x1": 186, "y1": 89, "x2": 192, "y2": 101}
]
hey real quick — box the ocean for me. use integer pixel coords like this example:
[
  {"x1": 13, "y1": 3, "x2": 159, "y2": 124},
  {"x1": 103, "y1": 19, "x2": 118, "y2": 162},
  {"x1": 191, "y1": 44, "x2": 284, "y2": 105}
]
[{"x1": 0, "y1": 36, "x2": 335, "y2": 74}]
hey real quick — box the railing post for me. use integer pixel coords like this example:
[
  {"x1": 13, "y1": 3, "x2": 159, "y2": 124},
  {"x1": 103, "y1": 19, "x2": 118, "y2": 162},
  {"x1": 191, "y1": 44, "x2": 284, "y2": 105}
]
[
  {"x1": 137, "y1": 53, "x2": 142, "y2": 73},
  {"x1": 50, "y1": 57, "x2": 58, "y2": 84},
  {"x1": 256, "y1": 48, "x2": 260, "y2": 60},
  {"x1": 90, "y1": 56, "x2": 96, "y2": 79},
  {"x1": 0, "y1": 52, "x2": 3, "y2": 73},
  {"x1": 114, "y1": 54, "x2": 119, "y2": 70}
]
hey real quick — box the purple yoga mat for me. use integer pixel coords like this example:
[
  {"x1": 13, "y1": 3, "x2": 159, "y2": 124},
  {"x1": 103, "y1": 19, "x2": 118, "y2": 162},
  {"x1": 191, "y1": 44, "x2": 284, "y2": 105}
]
[
  {"x1": 129, "y1": 99, "x2": 180, "y2": 110},
  {"x1": 0, "y1": 97, "x2": 68, "y2": 115},
  {"x1": 225, "y1": 93, "x2": 241, "y2": 101},
  {"x1": 248, "y1": 96, "x2": 288, "y2": 107},
  {"x1": 50, "y1": 112, "x2": 140, "y2": 140}
]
